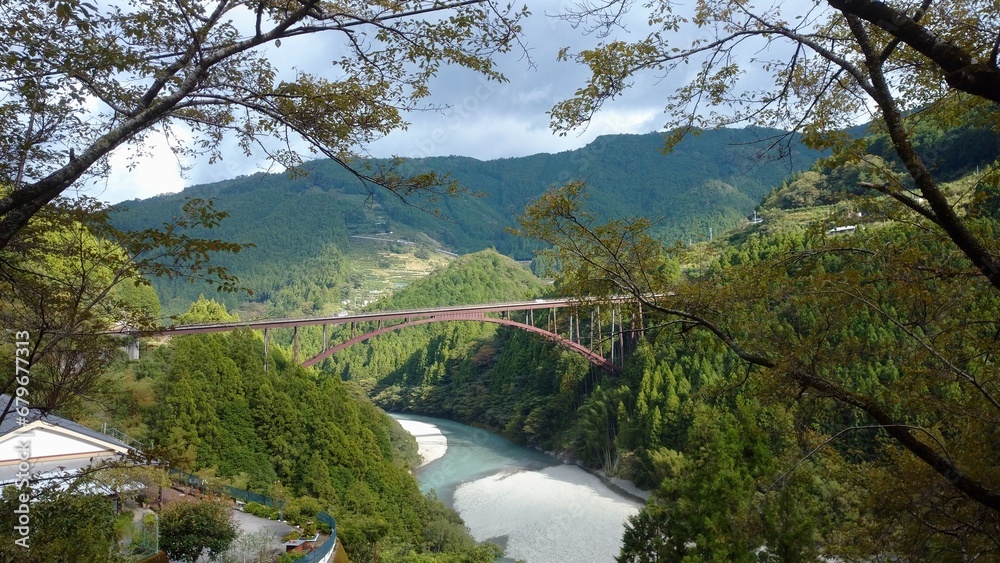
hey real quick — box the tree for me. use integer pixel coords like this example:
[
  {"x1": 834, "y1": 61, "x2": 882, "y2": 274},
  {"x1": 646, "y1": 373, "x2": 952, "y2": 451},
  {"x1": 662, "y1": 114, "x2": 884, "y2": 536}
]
[
  {"x1": 553, "y1": 0, "x2": 1000, "y2": 282},
  {"x1": 0, "y1": 0, "x2": 529, "y2": 250},
  {"x1": 519, "y1": 1, "x2": 1000, "y2": 556},
  {"x1": 160, "y1": 497, "x2": 239, "y2": 563},
  {"x1": 75, "y1": 462, "x2": 171, "y2": 512},
  {"x1": 0, "y1": 194, "x2": 245, "y2": 427},
  {"x1": 521, "y1": 179, "x2": 1000, "y2": 557},
  {"x1": 174, "y1": 295, "x2": 239, "y2": 325},
  {"x1": 0, "y1": 487, "x2": 122, "y2": 562}
]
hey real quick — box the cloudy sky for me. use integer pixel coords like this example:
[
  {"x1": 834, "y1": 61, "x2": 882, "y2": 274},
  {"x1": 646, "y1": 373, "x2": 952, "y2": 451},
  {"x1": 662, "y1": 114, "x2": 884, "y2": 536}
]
[{"x1": 83, "y1": 1, "x2": 682, "y2": 204}]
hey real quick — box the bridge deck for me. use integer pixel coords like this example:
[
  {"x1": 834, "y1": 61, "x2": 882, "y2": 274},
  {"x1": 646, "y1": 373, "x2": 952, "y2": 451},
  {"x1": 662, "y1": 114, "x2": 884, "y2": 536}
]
[
  {"x1": 133, "y1": 297, "x2": 635, "y2": 376},
  {"x1": 143, "y1": 297, "x2": 629, "y2": 337}
]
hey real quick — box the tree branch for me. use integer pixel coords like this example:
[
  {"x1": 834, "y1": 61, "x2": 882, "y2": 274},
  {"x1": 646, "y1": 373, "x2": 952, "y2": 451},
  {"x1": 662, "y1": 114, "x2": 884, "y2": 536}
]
[{"x1": 828, "y1": 0, "x2": 1000, "y2": 102}]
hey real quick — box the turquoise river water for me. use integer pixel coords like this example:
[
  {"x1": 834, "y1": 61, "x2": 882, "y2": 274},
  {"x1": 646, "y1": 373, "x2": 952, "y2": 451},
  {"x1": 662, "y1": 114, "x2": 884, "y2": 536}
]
[{"x1": 391, "y1": 413, "x2": 644, "y2": 563}]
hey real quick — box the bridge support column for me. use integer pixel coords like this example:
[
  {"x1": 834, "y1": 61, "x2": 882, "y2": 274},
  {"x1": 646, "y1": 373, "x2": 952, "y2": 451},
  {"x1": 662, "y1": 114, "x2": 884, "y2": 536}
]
[
  {"x1": 263, "y1": 328, "x2": 269, "y2": 372},
  {"x1": 610, "y1": 307, "x2": 615, "y2": 366},
  {"x1": 293, "y1": 326, "x2": 300, "y2": 363},
  {"x1": 618, "y1": 304, "x2": 625, "y2": 364},
  {"x1": 638, "y1": 302, "x2": 644, "y2": 340},
  {"x1": 323, "y1": 324, "x2": 328, "y2": 351},
  {"x1": 631, "y1": 310, "x2": 637, "y2": 352},
  {"x1": 575, "y1": 311, "x2": 581, "y2": 344},
  {"x1": 127, "y1": 337, "x2": 140, "y2": 361},
  {"x1": 597, "y1": 306, "x2": 603, "y2": 357}
]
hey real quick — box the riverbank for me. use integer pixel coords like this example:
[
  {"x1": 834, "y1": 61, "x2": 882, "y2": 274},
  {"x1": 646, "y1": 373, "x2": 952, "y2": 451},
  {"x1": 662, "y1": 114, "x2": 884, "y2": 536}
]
[
  {"x1": 391, "y1": 413, "x2": 644, "y2": 563},
  {"x1": 395, "y1": 412, "x2": 652, "y2": 502},
  {"x1": 394, "y1": 416, "x2": 447, "y2": 467},
  {"x1": 585, "y1": 465, "x2": 652, "y2": 503}
]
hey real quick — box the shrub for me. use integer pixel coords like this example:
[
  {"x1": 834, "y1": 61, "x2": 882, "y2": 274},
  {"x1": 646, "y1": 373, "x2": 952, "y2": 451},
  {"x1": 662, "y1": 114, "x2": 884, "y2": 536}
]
[
  {"x1": 283, "y1": 496, "x2": 323, "y2": 526},
  {"x1": 160, "y1": 498, "x2": 238, "y2": 563},
  {"x1": 243, "y1": 501, "x2": 278, "y2": 519}
]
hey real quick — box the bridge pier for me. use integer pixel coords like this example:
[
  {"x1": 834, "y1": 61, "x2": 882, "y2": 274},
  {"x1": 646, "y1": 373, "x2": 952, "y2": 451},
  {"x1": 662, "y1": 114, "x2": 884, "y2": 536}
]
[
  {"x1": 610, "y1": 307, "x2": 615, "y2": 365},
  {"x1": 293, "y1": 326, "x2": 300, "y2": 362},
  {"x1": 575, "y1": 311, "x2": 581, "y2": 343},
  {"x1": 597, "y1": 306, "x2": 603, "y2": 357},
  {"x1": 263, "y1": 328, "x2": 269, "y2": 372},
  {"x1": 619, "y1": 304, "x2": 625, "y2": 364},
  {"x1": 126, "y1": 337, "x2": 139, "y2": 361},
  {"x1": 638, "y1": 302, "x2": 644, "y2": 340}
]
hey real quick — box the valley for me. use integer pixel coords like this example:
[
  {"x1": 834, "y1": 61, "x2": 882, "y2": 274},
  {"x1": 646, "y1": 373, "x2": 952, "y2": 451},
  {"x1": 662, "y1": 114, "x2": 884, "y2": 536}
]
[{"x1": 6, "y1": 114, "x2": 1000, "y2": 562}]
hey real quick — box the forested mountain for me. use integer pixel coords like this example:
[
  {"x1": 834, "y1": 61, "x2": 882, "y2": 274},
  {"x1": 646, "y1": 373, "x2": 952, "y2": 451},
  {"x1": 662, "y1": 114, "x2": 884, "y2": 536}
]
[
  {"x1": 314, "y1": 112, "x2": 1000, "y2": 560},
  {"x1": 322, "y1": 250, "x2": 548, "y2": 394},
  {"x1": 104, "y1": 112, "x2": 1000, "y2": 561},
  {"x1": 111, "y1": 127, "x2": 823, "y2": 316},
  {"x1": 97, "y1": 298, "x2": 501, "y2": 562}
]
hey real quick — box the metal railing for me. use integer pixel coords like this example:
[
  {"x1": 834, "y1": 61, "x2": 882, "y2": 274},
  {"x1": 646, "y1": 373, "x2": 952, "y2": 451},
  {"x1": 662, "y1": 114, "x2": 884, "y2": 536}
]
[
  {"x1": 167, "y1": 468, "x2": 337, "y2": 561},
  {"x1": 301, "y1": 512, "x2": 338, "y2": 563}
]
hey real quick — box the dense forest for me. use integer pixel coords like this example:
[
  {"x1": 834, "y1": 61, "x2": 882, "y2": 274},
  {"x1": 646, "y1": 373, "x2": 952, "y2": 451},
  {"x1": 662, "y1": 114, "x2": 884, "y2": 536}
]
[
  {"x1": 110, "y1": 128, "x2": 824, "y2": 316},
  {"x1": 311, "y1": 115, "x2": 1000, "y2": 561},
  {"x1": 86, "y1": 107, "x2": 998, "y2": 561},
  {"x1": 8, "y1": 109, "x2": 998, "y2": 562},
  {"x1": 3, "y1": 106, "x2": 987, "y2": 562},
  {"x1": 4, "y1": 0, "x2": 999, "y2": 560},
  {"x1": 94, "y1": 297, "x2": 501, "y2": 562}
]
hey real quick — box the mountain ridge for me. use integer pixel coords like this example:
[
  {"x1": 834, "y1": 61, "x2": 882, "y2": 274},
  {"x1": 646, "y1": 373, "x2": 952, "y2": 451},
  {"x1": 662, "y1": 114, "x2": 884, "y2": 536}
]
[{"x1": 111, "y1": 127, "x2": 825, "y2": 315}]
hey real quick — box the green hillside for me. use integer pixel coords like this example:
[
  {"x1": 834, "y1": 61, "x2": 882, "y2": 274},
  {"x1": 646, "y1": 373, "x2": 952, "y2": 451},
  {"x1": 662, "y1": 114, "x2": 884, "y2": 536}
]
[
  {"x1": 111, "y1": 128, "x2": 823, "y2": 316},
  {"x1": 321, "y1": 250, "x2": 547, "y2": 394}
]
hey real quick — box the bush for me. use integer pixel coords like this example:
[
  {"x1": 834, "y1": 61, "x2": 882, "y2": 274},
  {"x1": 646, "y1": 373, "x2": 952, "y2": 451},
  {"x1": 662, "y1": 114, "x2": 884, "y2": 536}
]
[
  {"x1": 283, "y1": 496, "x2": 323, "y2": 526},
  {"x1": 243, "y1": 501, "x2": 278, "y2": 520},
  {"x1": 316, "y1": 519, "x2": 333, "y2": 535},
  {"x1": 160, "y1": 498, "x2": 238, "y2": 563}
]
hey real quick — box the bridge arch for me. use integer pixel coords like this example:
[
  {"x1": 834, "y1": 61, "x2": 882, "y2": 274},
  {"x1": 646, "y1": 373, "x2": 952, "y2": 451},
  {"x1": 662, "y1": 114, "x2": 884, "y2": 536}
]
[{"x1": 302, "y1": 315, "x2": 620, "y2": 374}]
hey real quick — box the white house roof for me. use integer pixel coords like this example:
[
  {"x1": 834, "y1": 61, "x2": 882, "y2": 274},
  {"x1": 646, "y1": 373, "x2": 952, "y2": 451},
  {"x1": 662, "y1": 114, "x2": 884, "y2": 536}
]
[
  {"x1": 0, "y1": 395, "x2": 131, "y2": 450},
  {"x1": 0, "y1": 394, "x2": 134, "y2": 488}
]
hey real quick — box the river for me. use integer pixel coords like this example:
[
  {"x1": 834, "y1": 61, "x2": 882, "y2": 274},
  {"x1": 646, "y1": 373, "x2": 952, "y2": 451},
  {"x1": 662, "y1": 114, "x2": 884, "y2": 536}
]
[{"x1": 391, "y1": 413, "x2": 645, "y2": 563}]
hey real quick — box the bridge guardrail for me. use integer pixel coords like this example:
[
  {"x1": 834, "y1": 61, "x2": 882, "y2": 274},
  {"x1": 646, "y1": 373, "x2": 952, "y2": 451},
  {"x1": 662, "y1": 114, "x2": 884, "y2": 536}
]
[{"x1": 143, "y1": 296, "x2": 637, "y2": 336}]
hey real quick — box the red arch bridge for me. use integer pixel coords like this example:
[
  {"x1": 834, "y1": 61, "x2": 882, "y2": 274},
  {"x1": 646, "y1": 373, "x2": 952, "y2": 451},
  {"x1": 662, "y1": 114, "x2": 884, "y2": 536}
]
[{"x1": 140, "y1": 298, "x2": 645, "y2": 374}]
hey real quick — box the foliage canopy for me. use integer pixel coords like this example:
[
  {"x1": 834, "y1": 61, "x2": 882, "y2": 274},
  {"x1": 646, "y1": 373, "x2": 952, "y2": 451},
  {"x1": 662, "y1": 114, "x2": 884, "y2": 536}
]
[
  {"x1": 159, "y1": 498, "x2": 239, "y2": 563},
  {"x1": 0, "y1": 0, "x2": 528, "y2": 250},
  {"x1": 517, "y1": 0, "x2": 1000, "y2": 558}
]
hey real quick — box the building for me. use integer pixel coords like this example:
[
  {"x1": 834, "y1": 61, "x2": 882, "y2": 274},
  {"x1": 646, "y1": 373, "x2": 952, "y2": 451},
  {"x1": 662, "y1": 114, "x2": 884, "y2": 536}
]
[{"x1": 0, "y1": 394, "x2": 133, "y2": 489}]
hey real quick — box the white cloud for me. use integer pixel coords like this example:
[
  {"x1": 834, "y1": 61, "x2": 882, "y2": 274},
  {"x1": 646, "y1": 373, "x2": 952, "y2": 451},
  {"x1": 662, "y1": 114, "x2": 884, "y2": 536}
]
[
  {"x1": 85, "y1": 130, "x2": 187, "y2": 204},
  {"x1": 82, "y1": 1, "x2": 695, "y2": 204}
]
